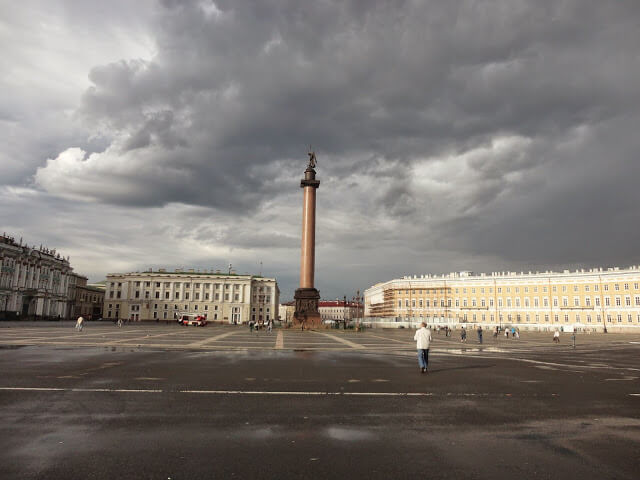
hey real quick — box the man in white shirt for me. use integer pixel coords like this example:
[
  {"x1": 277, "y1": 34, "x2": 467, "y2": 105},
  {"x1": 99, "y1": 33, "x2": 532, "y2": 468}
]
[
  {"x1": 413, "y1": 322, "x2": 432, "y2": 374},
  {"x1": 75, "y1": 316, "x2": 84, "y2": 332}
]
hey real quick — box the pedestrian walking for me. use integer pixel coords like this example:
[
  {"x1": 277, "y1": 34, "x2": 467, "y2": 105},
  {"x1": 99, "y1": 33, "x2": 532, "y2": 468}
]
[
  {"x1": 267, "y1": 320, "x2": 272, "y2": 334},
  {"x1": 553, "y1": 330, "x2": 560, "y2": 343},
  {"x1": 117, "y1": 318, "x2": 123, "y2": 328},
  {"x1": 75, "y1": 316, "x2": 84, "y2": 332},
  {"x1": 413, "y1": 322, "x2": 432, "y2": 374},
  {"x1": 493, "y1": 327, "x2": 498, "y2": 339},
  {"x1": 249, "y1": 320, "x2": 254, "y2": 333},
  {"x1": 514, "y1": 330, "x2": 520, "y2": 340},
  {"x1": 460, "y1": 327, "x2": 467, "y2": 343},
  {"x1": 477, "y1": 325, "x2": 483, "y2": 344},
  {"x1": 505, "y1": 329, "x2": 509, "y2": 338}
]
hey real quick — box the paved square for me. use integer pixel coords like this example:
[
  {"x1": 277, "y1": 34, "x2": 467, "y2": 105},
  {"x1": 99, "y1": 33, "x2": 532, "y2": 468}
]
[{"x1": 1, "y1": 322, "x2": 639, "y2": 479}]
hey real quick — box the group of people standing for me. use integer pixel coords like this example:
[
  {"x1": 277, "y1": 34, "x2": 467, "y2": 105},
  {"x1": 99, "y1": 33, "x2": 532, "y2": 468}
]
[{"x1": 249, "y1": 319, "x2": 273, "y2": 333}]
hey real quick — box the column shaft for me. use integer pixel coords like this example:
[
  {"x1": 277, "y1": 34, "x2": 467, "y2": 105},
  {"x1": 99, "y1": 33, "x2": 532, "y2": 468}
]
[{"x1": 299, "y1": 186, "x2": 316, "y2": 288}]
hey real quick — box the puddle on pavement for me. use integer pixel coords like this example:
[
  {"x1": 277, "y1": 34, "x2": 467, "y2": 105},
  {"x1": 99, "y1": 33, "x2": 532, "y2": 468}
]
[
  {"x1": 444, "y1": 347, "x2": 509, "y2": 354},
  {"x1": 325, "y1": 426, "x2": 375, "y2": 441}
]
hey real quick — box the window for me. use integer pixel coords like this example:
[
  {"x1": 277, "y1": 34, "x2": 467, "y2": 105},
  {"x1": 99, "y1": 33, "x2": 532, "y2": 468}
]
[
  {"x1": 615, "y1": 284, "x2": 620, "y2": 291},
  {"x1": 562, "y1": 286, "x2": 567, "y2": 292},
  {"x1": 185, "y1": 292, "x2": 190, "y2": 300},
  {"x1": 624, "y1": 283, "x2": 629, "y2": 290},
  {"x1": 489, "y1": 299, "x2": 494, "y2": 307},
  {"x1": 156, "y1": 282, "x2": 160, "y2": 288},
  {"x1": 617, "y1": 314, "x2": 622, "y2": 323},
  {"x1": 604, "y1": 284, "x2": 609, "y2": 291},
  {"x1": 564, "y1": 314, "x2": 569, "y2": 322},
  {"x1": 605, "y1": 297, "x2": 610, "y2": 306},
  {"x1": 636, "y1": 296, "x2": 640, "y2": 306},
  {"x1": 587, "y1": 314, "x2": 591, "y2": 323},
  {"x1": 398, "y1": 300, "x2": 402, "y2": 308},
  {"x1": 553, "y1": 286, "x2": 557, "y2": 292},
  {"x1": 573, "y1": 285, "x2": 578, "y2": 292},
  {"x1": 573, "y1": 297, "x2": 579, "y2": 307},
  {"x1": 165, "y1": 292, "x2": 170, "y2": 299},
  {"x1": 585, "y1": 297, "x2": 591, "y2": 307},
  {"x1": 585, "y1": 285, "x2": 590, "y2": 292},
  {"x1": 595, "y1": 297, "x2": 600, "y2": 306},
  {"x1": 185, "y1": 283, "x2": 190, "y2": 289},
  {"x1": 553, "y1": 298, "x2": 558, "y2": 307},
  {"x1": 615, "y1": 297, "x2": 621, "y2": 307},
  {"x1": 155, "y1": 292, "x2": 160, "y2": 299},
  {"x1": 175, "y1": 292, "x2": 179, "y2": 299}
]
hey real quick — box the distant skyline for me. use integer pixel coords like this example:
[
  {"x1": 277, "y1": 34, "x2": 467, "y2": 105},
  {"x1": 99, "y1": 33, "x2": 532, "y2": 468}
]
[{"x1": 2, "y1": 1, "x2": 640, "y2": 301}]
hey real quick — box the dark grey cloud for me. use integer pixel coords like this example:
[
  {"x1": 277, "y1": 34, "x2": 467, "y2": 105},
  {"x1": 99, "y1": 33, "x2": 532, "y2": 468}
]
[{"x1": 2, "y1": 0, "x2": 640, "y2": 299}]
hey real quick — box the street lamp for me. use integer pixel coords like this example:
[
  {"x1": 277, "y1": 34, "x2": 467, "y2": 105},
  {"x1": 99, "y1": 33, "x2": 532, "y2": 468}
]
[{"x1": 343, "y1": 295, "x2": 347, "y2": 329}]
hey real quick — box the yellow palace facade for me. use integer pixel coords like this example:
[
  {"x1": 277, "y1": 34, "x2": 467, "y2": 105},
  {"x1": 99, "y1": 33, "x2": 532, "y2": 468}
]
[{"x1": 364, "y1": 266, "x2": 640, "y2": 332}]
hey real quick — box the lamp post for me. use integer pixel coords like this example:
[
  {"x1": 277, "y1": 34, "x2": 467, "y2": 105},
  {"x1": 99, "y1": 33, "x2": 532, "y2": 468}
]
[{"x1": 343, "y1": 295, "x2": 347, "y2": 329}]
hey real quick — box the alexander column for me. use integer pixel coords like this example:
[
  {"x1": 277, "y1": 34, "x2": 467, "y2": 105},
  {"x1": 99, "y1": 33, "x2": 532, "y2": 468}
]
[{"x1": 293, "y1": 149, "x2": 322, "y2": 328}]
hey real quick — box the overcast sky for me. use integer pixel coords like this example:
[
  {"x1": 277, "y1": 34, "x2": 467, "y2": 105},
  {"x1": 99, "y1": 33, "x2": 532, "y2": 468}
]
[{"x1": 2, "y1": 0, "x2": 640, "y2": 301}]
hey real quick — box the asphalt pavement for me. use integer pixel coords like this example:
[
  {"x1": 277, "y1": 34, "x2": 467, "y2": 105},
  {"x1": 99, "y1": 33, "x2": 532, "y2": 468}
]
[{"x1": 0, "y1": 323, "x2": 639, "y2": 479}]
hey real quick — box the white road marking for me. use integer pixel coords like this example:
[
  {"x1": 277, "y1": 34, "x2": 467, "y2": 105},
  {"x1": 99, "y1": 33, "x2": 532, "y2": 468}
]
[
  {"x1": 109, "y1": 330, "x2": 191, "y2": 345},
  {"x1": 187, "y1": 330, "x2": 241, "y2": 347},
  {"x1": 311, "y1": 331, "x2": 365, "y2": 349},
  {"x1": 629, "y1": 393, "x2": 640, "y2": 396},
  {"x1": 0, "y1": 387, "x2": 568, "y2": 397},
  {"x1": 275, "y1": 330, "x2": 284, "y2": 349}
]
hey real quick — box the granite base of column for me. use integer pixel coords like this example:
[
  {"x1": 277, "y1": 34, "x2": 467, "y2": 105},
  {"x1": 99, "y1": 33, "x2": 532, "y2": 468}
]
[{"x1": 293, "y1": 288, "x2": 322, "y2": 328}]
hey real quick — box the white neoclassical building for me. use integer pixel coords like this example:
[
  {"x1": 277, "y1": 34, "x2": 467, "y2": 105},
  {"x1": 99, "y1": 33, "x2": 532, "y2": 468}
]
[
  {"x1": 0, "y1": 234, "x2": 75, "y2": 319},
  {"x1": 104, "y1": 269, "x2": 279, "y2": 324}
]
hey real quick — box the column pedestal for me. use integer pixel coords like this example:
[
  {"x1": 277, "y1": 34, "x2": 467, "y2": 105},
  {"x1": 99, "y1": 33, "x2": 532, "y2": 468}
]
[{"x1": 294, "y1": 287, "x2": 321, "y2": 328}]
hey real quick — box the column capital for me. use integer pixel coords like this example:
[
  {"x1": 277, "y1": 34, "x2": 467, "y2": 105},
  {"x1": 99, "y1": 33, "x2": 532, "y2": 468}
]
[{"x1": 300, "y1": 167, "x2": 320, "y2": 189}]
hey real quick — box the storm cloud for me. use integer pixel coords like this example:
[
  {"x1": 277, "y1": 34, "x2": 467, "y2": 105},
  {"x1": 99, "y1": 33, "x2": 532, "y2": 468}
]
[{"x1": 3, "y1": 0, "x2": 640, "y2": 299}]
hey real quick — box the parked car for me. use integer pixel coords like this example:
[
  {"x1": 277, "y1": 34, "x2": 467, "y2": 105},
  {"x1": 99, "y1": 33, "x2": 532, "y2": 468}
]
[{"x1": 178, "y1": 314, "x2": 207, "y2": 327}]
